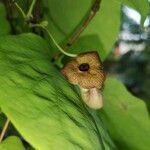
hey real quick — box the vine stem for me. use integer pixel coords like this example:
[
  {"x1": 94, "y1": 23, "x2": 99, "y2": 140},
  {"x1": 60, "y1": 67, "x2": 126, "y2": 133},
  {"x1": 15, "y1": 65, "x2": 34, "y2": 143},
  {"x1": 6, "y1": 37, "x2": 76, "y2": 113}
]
[
  {"x1": 14, "y1": 0, "x2": 36, "y2": 19},
  {"x1": 14, "y1": 2, "x2": 26, "y2": 18},
  {"x1": 52, "y1": 0, "x2": 101, "y2": 60},
  {"x1": 3, "y1": 0, "x2": 16, "y2": 33},
  {"x1": 30, "y1": 24, "x2": 77, "y2": 57},
  {"x1": 13, "y1": 0, "x2": 75, "y2": 57},
  {"x1": 0, "y1": 118, "x2": 10, "y2": 142},
  {"x1": 27, "y1": 0, "x2": 36, "y2": 18}
]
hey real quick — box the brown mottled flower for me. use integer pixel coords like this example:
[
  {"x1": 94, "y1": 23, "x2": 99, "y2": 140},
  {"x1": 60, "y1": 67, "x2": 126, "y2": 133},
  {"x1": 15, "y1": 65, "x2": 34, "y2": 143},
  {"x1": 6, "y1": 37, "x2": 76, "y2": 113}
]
[
  {"x1": 61, "y1": 51, "x2": 105, "y2": 89},
  {"x1": 61, "y1": 51, "x2": 106, "y2": 109}
]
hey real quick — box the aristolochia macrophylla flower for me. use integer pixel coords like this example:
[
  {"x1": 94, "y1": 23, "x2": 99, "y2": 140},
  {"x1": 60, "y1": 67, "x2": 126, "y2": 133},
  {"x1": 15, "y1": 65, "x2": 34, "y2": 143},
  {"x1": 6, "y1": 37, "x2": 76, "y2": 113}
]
[
  {"x1": 61, "y1": 51, "x2": 106, "y2": 109},
  {"x1": 61, "y1": 51, "x2": 105, "y2": 89}
]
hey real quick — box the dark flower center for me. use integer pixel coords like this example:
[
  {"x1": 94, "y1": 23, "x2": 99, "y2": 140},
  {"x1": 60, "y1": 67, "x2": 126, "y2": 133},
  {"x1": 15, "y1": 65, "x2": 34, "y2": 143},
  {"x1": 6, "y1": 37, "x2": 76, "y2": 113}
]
[{"x1": 79, "y1": 63, "x2": 90, "y2": 71}]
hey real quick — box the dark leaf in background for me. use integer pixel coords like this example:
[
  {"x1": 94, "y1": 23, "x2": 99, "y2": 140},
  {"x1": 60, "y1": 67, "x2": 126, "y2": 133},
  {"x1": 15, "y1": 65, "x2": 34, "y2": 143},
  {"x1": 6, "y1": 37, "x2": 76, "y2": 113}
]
[
  {"x1": 0, "y1": 2, "x2": 10, "y2": 36},
  {"x1": 0, "y1": 136, "x2": 24, "y2": 150}
]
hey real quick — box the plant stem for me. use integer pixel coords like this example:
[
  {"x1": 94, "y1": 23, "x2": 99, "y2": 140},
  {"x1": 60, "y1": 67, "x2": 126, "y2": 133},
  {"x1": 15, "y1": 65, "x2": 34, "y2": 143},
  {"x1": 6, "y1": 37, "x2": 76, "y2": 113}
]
[
  {"x1": 14, "y1": 2, "x2": 26, "y2": 18},
  {"x1": 52, "y1": 0, "x2": 102, "y2": 60},
  {"x1": 27, "y1": 0, "x2": 36, "y2": 18},
  {"x1": 65, "y1": 0, "x2": 101, "y2": 49},
  {"x1": 0, "y1": 118, "x2": 10, "y2": 142},
  {"x1": 31, "y1": 24, "x2": 77, "y2": 57},
  {"x1": 14, "y1": 0, "x2": 36, "y2": 20}
]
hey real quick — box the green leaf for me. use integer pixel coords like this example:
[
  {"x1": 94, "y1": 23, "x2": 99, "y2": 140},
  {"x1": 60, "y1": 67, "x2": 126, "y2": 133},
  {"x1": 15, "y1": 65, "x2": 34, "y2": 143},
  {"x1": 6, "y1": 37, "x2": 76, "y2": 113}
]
[
  {"x1": 43, "y1": 0, "x2": 91, "y2": 44},
  {"x1": 43, "y1": 0, "x2": 149, "y2": 59},
  {"x1": 0, "y1": 3, "x2": 10, "y2": 36},
  {"x1": 0, "y1": 136, "x2": 24, "y2": 150},
  {"x1": 68, "y1": 35, "x2": 107, "y2": 61},
  {"x1": 43, "y1": 0, "x2": 119, "y2": 58},
  {"x1": 100, "y1": 77, "x2": 150, "y2": 150},
  {"x1": 0, "y1": 33, "x2": 116, "y2": 150}
]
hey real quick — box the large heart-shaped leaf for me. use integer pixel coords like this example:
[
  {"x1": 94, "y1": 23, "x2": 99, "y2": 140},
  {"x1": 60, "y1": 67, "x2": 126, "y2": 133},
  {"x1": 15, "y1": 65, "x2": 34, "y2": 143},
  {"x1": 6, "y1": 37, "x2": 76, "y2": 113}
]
[
  {"x1": 0, "y1": 33, "x2": 115, "y2": 150},
  {"x1": 100, "y1": 78, "x2": 150, "y2": 150},
  {"x1": 43, "y1": 0, "x2": 149, "y2": 59},
  {"x1": 0, "y1": 136, "x2": 24, "y2": 150}
]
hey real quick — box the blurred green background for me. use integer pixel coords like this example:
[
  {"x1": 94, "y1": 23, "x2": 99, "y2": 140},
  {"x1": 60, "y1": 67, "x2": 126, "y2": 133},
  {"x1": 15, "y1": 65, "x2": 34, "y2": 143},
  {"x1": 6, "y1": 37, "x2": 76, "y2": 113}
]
[{"x1": 104, "y1": 5, "x2": 150, "y2": 110}]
